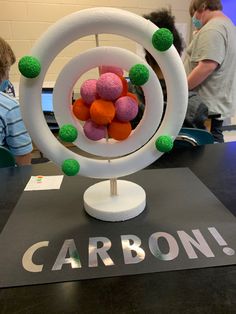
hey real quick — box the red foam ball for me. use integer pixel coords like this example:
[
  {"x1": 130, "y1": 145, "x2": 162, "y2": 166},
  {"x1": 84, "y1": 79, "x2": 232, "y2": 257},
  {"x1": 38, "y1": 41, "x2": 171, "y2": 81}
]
[
  {"x1": 100, "y1": 65, "x2": 124, "y2": 77},
  {"x1": 120, "y1": 76, "x2": 129, "y2": 97},
  {"x1": 126, "y1": 92, "x2": 138, "y2": 103}
]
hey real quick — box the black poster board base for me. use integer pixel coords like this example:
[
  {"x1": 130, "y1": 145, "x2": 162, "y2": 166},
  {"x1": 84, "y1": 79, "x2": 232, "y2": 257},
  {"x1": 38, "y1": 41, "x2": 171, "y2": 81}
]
[{"x1": 0, "y1": 168, "x2": 236, "y2": 287}]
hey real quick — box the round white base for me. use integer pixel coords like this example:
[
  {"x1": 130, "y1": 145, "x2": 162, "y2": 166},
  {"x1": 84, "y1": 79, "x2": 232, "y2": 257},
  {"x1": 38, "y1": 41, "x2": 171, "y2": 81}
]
[{"x1": 83, "y1": 180, "x2": 146, "y2": 222}]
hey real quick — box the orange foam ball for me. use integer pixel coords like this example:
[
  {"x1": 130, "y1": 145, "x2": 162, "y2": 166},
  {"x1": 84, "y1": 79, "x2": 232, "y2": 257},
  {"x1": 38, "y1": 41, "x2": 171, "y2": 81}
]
[
  {"x1": 108, "y1": 120, "x2": 132, "y2": 141},
  {"x1": 90, "y1": 99, "x2": 115, "y2": 125},
  {"x1": 73, "y1": 98, "x2": 90, "y2": 121},
  {"x1": 126, "y1": 92, "x2": 138, "y2": 103}
]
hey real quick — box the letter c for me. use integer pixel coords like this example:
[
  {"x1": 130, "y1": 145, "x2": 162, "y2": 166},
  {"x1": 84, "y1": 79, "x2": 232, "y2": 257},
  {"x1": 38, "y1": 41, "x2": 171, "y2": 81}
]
[{"x1": 22, "y1": 241, "x2": 49, "y2": 272}]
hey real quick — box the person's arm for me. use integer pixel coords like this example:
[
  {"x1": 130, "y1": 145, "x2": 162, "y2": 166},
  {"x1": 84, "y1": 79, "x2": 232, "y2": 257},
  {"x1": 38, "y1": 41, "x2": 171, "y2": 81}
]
[
  {"x1": 15, "y1": 153, "x2": 32, "y2": 166},
  {"x1": 187, "y1": 59, "x2": 218, "y2": 90},
  {"x1": 5, "y1": 98, "x2": 33, "y2": 164}
]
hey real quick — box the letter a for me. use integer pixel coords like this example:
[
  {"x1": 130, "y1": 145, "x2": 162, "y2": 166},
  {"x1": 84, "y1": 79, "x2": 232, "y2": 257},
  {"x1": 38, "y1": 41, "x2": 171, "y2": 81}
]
[{"x1": 52, "y1": 239, "x2": 82, "y2": 270}]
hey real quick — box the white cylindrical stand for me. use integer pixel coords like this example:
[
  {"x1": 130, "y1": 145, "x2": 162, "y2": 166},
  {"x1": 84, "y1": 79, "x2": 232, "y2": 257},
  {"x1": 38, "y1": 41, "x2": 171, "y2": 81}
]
[{"x1": 83, "y1": 180, "x2": 146, "y2": 222}]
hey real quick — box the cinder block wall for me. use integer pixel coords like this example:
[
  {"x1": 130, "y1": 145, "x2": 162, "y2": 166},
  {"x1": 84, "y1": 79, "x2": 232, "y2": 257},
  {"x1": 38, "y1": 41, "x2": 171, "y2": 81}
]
[{"x1": 1, "y1": 0, "x2": 191, "y2": 92}]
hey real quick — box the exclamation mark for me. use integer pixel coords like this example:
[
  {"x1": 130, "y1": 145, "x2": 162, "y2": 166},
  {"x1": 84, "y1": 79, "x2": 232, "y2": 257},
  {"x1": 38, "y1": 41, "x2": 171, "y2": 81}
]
[{"x1": 208, "y1": 227, "x2": 235, "y2": 256}]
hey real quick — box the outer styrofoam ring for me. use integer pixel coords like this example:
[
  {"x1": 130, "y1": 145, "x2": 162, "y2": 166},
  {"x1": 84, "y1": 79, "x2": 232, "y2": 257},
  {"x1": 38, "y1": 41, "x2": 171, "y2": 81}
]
[
  {"x1": 53, "y1": 46, "x2": 163, "y2": 158},
  {"x1": 19, "y1": 7, "x2": 188, "y2": 179}
]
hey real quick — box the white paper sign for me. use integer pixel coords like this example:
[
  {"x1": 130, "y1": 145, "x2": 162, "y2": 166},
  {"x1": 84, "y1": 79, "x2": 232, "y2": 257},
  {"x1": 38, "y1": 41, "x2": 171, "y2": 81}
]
[{"x1": 24, "y1": 175, "x2": 64, "y2": 191}]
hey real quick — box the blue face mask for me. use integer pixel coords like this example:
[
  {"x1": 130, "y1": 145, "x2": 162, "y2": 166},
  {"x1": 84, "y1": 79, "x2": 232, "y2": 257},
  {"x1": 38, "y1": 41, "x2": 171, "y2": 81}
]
[
  {"x1": 0, "y1": 79, "x2": 9, "y2": 92},
  {"x1": 192, "y1": 16, "x2": 203, "y2": 29}
]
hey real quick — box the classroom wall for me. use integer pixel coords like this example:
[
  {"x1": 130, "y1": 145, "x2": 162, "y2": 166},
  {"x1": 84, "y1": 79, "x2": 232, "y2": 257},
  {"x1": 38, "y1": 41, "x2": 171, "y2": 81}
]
[{"x1": 1, "y1": 0, "x2": 191, "y2": 92}]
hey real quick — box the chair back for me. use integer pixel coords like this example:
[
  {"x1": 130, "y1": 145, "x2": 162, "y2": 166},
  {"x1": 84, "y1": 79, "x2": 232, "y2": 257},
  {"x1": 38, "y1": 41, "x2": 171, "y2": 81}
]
[
  {"x1": 175, "y1": 127, "x2": 214, "y2": 147},
  {"x1": 0, "y1": 146, "x2": 16, "y2": 168}
]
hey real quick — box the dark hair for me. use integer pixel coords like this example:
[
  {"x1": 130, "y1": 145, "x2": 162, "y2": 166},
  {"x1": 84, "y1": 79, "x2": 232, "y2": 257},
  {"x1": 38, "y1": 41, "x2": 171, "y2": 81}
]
[
  {"x1": 189, "y1": 0, "x2": 223, "y2": 17},
  {"x1": 143, "y1": 9, "x2": 184, "y2": 55},
  {"x1": 143, "y1": 9, "x2": 184, "y2": 69},
  {"x1": 0, "y1": 37, "x2": 16, "y2": 80}
]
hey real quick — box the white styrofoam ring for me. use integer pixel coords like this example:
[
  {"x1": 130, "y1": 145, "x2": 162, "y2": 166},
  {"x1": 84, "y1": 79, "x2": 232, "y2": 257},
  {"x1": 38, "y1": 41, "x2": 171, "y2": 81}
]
[
  {"x1": 53, "y1": 46, "x2": 163, "y2": 158},
  {"x1": 19, "y1": 7, "x2": 188, "y2": 179}
]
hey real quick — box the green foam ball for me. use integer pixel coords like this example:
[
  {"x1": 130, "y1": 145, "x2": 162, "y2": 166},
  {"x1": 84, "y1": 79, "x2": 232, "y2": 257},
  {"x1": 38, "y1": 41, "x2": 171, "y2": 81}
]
[
  {"x1": 152, "y1": 28, "x2": 173, "y2": 52},
  {"x1": 129, "y1": 64, "x2": 149, "y2": 86},
  {"x1": 61, "y1": 159, "x2": 80, "y2": 176},
  {"x1": 18, "y1": 55, "x2": 41, "y2": 78},
  {"x1": 59, "y1": 124, "x2": 78, "y2": 142},
  {"x1": 155, "y1": 135, "x2": 173, "y2": 152}
]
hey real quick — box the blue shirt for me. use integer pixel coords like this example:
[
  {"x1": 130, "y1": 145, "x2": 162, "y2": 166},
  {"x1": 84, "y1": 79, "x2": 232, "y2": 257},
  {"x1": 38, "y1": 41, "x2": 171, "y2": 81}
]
[
  {"x1": 2, "y1": 81, "x2": 16, "y2": 98},
  {"x1": 0, "y1": 92, "x2": 32, "y2": 155}
]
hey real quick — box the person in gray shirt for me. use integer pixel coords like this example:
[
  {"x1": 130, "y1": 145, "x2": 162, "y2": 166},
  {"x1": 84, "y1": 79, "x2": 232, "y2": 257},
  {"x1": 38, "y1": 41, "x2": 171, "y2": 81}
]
[{"x1": 184, "y1": 0, "x2": 236, "y2": 142}]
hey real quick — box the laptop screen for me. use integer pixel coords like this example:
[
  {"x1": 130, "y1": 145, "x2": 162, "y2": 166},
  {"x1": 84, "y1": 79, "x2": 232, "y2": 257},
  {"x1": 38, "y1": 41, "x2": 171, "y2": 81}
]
[{"x1": 41, "y1": 88, "x2": 53, "y2": 113}]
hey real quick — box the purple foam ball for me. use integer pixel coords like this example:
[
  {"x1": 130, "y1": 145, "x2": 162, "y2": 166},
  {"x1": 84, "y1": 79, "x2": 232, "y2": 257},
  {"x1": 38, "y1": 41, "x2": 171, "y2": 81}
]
[
  {"x1": 83, "y1": 119, "x2": 106, "y2": 141},
  {"x1": 96, "y1": 73, "x2": 123, "y2": 101},
  {"x1": 80, "y1": 79, "x2": 98, "y2": 105},
  {"x1": 115, "y1": 96, "x2": 138, "y2": 122}
]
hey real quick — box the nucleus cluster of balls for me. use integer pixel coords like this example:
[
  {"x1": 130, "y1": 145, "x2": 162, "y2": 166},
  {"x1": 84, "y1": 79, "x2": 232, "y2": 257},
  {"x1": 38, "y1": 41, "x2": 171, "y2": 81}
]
[
  {"x1": 18, "y1": 27, "x2": 175, "y2": 176},
  {"x1": 72, "y1": 65, "x2": 140, "y2": 142}
]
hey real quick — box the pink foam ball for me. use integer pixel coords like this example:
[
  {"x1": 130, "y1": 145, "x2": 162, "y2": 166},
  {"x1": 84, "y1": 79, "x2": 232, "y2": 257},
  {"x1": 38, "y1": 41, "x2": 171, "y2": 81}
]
[
  {"x1": 115, "y1": 96, "x2": 138, "y2": 122},
  {"x1": 80, "y1": 79, "x2": 98, "y2": 105},
  {"x1": 83, "y1": 119, "x2": 106, "y2": 141},
  {"x1": 100, "y1": 65, "x2": 124, "y2": 77},
  {"x1": 96, "y1": 73, "x2": 123, "y2": 101}
]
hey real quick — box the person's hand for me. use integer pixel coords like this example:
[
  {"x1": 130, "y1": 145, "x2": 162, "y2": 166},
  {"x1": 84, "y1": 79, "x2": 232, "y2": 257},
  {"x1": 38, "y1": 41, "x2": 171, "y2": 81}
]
[{"x1": 15, "y1": 153, "x2": 32, "y2": 165}]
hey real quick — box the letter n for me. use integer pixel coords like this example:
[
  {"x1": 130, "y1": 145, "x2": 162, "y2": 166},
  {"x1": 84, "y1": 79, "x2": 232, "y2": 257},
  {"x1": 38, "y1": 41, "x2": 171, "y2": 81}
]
[{"x1": 177, "y1": 229, "x2": 215, "y2": 259}]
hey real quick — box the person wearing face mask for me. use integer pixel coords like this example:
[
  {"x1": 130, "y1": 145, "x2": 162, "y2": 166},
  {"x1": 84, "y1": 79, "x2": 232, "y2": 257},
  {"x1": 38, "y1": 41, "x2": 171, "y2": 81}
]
[
  {"x1": 184, "y1": 0, "x2": 236, "y2": 143},
  {"x1": 0, "y1": 37, "x2": 32, "y2": 165}
]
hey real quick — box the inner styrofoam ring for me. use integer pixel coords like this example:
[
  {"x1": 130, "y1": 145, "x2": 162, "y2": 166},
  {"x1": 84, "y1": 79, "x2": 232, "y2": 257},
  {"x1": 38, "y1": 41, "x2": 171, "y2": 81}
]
[{"x1": 53, "y1": 46, "x2": 163, "y2": 158}]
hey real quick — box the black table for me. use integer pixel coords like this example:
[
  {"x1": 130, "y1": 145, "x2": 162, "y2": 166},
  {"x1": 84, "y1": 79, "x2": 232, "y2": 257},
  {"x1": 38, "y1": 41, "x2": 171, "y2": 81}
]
[{"x1": 1, "y1": 142, "x2": 236, "y2": 314}]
